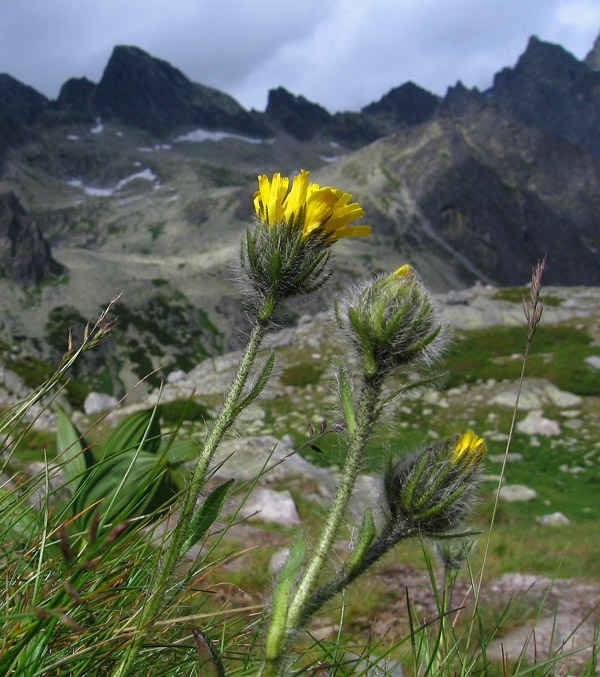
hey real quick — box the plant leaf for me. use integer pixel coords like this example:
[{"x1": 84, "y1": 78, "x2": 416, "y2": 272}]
[
  {"x1": 182, "y1": 479, "x2": 234, "y2": 553},
  {"x1": 102, "y1": 407, "x2": 162, "y2": 459},
  {"x1": 56, "y1": 407, "x2": 95, "y2": 493},
  {"x1": 231, "y1": 352, "x2": 276, "y2": 419}
]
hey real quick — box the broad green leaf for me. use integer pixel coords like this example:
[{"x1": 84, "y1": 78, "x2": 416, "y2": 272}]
[
  {"x1": 182, "y1": 479, "x2": 234, "y2": 553},
  {"x1": 102, "y1": 407, "x2": 162, "y2": 459},
  {"x1": 56, "y1": 407, "x2": 95, "y2": 493},
  {"x1": 73, "y1": 451, "x2": 175, "y2": 526},
  {"x1": 162, "y1": 437, "x2": 199, "y2": 465}
]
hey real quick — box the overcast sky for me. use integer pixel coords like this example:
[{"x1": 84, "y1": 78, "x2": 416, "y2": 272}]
[{"x1": 2, "y1": 0, "x2": 599, "y2": 113}]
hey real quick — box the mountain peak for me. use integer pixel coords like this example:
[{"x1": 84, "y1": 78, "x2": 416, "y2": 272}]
[
  {"x1": 94, "y1": 45, "x2": 269, "y2": 137},
  {"x1": 585, "y1": 30, "x2": 600, "y2": 70},
  {"x1": 362, "y1": 81, "x2": 439, "y2": 125},
  {"x1": 265, "y1": 87, "x2": 332, "y2": 140},
  {"x1": 0, "y1": 74, "x2": 48, "y2": 124}
]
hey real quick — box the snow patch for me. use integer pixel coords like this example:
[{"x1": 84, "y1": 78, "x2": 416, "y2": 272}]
[
  {"x1": 116, "y1": 168, "x2": 157, "y2": 190},
  {"x1": 137, "y1": 143, "x2": 172, "y2": 152},
  {"x1": 84, "y1": 186, "x2": 114, "y2": 197},
  {"x1": 174, "y1": 128, "x2": 263, "y2": 144},
  {"x1": 66, "y1": 167, "x2": 158, "y2": 198},
  {"x1": 67, "y1": 134, "x2": 80, "y2": 141},
  {"x1": 320, "y1": 155, "x2": 340, "y2": 163},
  {"x1": 91, "y1": 117, "x2": 104, "y2": 134}
]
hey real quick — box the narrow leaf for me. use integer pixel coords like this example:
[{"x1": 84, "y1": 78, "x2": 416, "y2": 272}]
[
  {"x1": 265, "y1": 535, "x2": 306, "y2": 659},
  {"x1": 336, "y1": 360, "x2": 357, "y2": 437},
  {"x1": 231, "y1": 352, "x2": 276, "y2": 418},
  {"x1": 182, "y1": 479, "x2": 235, "y2": 553},
  {"x1": 345, "y1": 508, "x2": 376, "y2": 574}
]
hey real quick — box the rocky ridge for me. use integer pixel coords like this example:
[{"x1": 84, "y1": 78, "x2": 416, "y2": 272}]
[{"x1": 0, "y1": 33, "x2": 599, "y2": 397}]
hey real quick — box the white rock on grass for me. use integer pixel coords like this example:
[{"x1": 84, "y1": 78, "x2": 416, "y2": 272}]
[
  {"x1": 517, "y1": 410, "x2": 561, "y2": 436},
  {"x1": 84, "y1": 391, "x2": 118, "y2": 415},
  {"x1": 498, "y1": 484, "x2": 538, "y2": 502},
  {"x1": 584, "y1": 355, "x2": 600, "y2": 370},
  {"x1": 488, "y1": 453, "x2": 523, "y2": 463},
  {"x1": 166, "y1": 369, "x2": 186, "y2": 383},
  {"x1": 240, "y1": 488, "x2": 300, "y2": 526},
  {"x1": 536, "y1": 512, "x2": 570, "y2": 526},
  {"x1": 490, "y1": 380, "x2": 582, "y2": 410}
]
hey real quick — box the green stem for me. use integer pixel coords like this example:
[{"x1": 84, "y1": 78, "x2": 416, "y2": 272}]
[
  {"x1": 112, "y1": 296, "x2": 275, "y2": 677},
  {"x1": 297, "y1": 522, "x2": 416, "y2": 628},
  {"x1": 259, "y1": 374, "x2": 384, "y2": 677}
]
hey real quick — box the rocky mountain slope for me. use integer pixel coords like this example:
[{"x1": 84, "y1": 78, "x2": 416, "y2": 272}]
[{"x1": 0, "y1": 32, "x2": 599, "y2": 395}]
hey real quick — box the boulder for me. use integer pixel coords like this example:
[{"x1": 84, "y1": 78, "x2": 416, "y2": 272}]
[
  {"x1": 498, "y1": 484, "x2": 538, "y2": 502},
  {"x1": 0, "y1": 192, "x2": 60, "y2": 284},
  {"x1": 536, "y1": 511, "x2": 570, "y2": 526},
  {"x1": 240, "y1": 488, "x2": 300, "y2": 526},
  {"x1": 84, "y1": 391, "x2": 119, "y2": 415},
  {"x1": 517, "y1": 410, "x2": 561, "y2": 436}
]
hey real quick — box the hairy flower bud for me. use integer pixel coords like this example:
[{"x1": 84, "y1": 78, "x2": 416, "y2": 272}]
[
  {"x1": 384, "y1": 430, "x2": 486, "y2": 536},
  {"x1": 241, "y1": 170, "x2": 370, "y2": 306},
  {"x1": 335, "y1": 264, "x2": 447, "y2": 377}
]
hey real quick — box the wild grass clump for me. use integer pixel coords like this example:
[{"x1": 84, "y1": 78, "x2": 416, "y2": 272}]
[{"x1": 1, "y1": 179, "x2": 597, "y2": 677}]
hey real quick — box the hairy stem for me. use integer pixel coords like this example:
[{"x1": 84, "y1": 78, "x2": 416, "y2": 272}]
[
  {"x1": 112, "y1": 296, "x2": 275, "y2": 677},
  {"x1": 259, "y1": 374, "x2": 384, "y2": 676},
  {"x1": 298, "y1": 522, "x2": 417, "y2": 628}
]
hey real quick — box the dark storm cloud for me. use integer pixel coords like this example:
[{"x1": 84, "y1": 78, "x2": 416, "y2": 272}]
[{"x1": 1, "y1": 0, "x2": 598, "y2": 112}]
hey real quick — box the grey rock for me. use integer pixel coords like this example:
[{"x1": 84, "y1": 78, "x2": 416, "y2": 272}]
[
  {"x1": 166, "y1": 369, "x2": 186, "y2": 383},
  {"x1": 536, "y1": 511, "x2": 570, "y2": 526},
  {"x1": 1, "y1": 367, "x2": 27, "y2": 396},
  {"x1": 498, "y1": 484, "x2": 538, "y2": 502},
  {"x1": 211, "y1": 435, "x2": 333, "y2": 486},
  {"x1": 84, "y1": 391, "x2": 119, "y2": 415},
  {"x1": 490, "y1": 380, "x2": 581, "y2": 410},
  {"x1": 488, "y1": 453, "x2": 523, "y2": 463},
  {"x1": 584, "y1": 355, "x2": 600, "y2": 370},
  {"x1": 239, "y1": 488, "x2": 300, "y2": 526},
  {"x1": 0, "y1": 192, "x2": 60, "y2": 284},
  {"x1": 517, "y1": 410, "x2": 561, "y2": 436}
]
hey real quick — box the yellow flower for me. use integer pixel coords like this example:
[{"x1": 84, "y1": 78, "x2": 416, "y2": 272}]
[
  {"x1": 452, "y1": 430, "x2": 487, "y2": 466},
  {"x1": 254, "y1": 170, "x2": 371, "y2": 244},
  {"x1": 393, "y1": 264, "x2": 412, "y2": 277}
]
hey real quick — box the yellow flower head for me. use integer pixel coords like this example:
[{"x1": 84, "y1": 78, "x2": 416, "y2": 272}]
[
  {"x1": 394, "y1": 264, "x2": 412, "y2": 277},
  {"x1": 452, "y1": 430, "x2": 487, "y2": 466},
  {"x1": 253, "y1": 170, "x2": 371, "y2": 244}
]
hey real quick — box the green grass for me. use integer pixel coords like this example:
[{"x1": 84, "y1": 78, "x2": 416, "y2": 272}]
[
  {"x1": 445, "y1": 323, "x2": 600, "y2": 395},
  {"x1": 491, "y1": 287, "x2": 563, "y2": 306}
]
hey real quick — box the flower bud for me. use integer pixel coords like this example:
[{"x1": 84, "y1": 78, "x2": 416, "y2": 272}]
[
  {"x1": 241, "y1": 170, "x2": 370, "y2": 304},
  {"x1": 383, "y1": 430, "x2": 486, "y2": 536},
  {"x1": 335, "y1": 264, "x2": 447, "y2": 377}
]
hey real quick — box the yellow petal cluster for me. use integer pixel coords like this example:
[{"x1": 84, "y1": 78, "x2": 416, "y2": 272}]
[
  {"x1": 254, "y1": 170, "x2": 371, "y2": 244},
  {"x1": 452, "y1": 430, "x2": 487, "y2": 466},
  {"x1": 393, "y1": 264, "x2": 412, "y2": 277}
]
